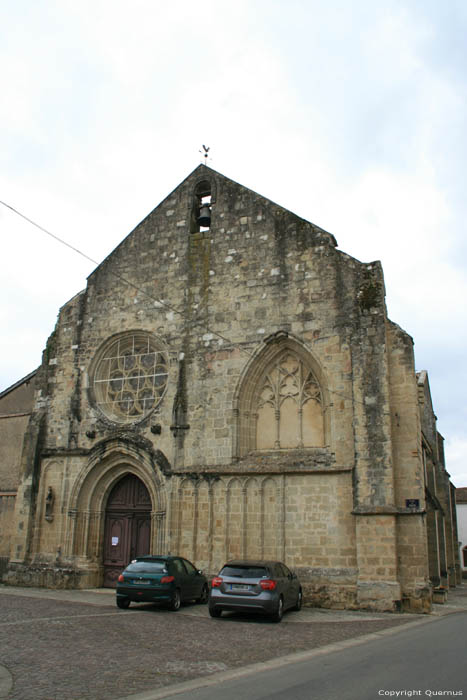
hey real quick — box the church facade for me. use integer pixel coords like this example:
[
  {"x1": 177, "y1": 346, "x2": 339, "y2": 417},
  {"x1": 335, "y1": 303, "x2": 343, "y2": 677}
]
[{"x1": 0, "y1": 165, "x2": 460, "y2": 611}]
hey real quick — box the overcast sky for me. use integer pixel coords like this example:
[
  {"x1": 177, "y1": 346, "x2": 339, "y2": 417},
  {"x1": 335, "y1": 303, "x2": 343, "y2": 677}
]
[{"x1": 1, "y1": 0, "x2": 466, "y2": 485}]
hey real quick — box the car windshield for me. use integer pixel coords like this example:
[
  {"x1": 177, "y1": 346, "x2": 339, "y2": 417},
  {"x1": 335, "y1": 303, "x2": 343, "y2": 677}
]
[
  {"x1": 125, "y1": 561, "x2": 167, "y2": 574},
  {"x1": 220, "y1": 565, "x2": 269, "y2": 578}
]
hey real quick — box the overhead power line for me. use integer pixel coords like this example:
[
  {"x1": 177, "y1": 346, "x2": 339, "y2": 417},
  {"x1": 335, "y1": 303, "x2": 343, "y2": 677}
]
[
  {"x1": 0, "y1": 199, "x2": 250, "y2": 356},
  {"x1": 1, "y1": 198, "x2": 386, "y2": 414}
]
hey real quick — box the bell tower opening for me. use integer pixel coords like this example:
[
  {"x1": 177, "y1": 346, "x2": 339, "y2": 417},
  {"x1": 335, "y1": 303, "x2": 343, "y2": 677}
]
[{"x1": 191, "y1": 180, "x2": 212, "y2": 233}]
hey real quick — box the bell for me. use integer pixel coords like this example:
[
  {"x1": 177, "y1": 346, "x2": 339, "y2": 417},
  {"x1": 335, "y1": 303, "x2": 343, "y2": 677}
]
[{"x1": 197, "y1": 204, "x2": 211, "y2": 228}]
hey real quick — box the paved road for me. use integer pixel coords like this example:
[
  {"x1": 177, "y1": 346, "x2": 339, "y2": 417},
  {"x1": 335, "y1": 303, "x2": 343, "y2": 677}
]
[
  {"x1": 139, "y1": 612, "x2": 467, "y2": 700},
  {"x1": 1, "y1": 585, "x2": 466, "y2": 700}
]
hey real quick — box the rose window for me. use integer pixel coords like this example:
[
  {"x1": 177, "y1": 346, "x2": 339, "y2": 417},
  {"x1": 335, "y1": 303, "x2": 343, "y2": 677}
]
[{"x1": 93, "y1": 333, "x2": 168, "y2": 423}]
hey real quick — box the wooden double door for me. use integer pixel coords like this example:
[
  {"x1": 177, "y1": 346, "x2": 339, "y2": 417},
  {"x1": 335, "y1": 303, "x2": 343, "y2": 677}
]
[{"x1": 103, "y1": 474, "x2": 152, "y2": 588}]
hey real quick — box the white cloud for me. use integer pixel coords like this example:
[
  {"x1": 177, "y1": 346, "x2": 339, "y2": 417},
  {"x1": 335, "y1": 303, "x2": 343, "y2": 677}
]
[{"x1": 1, "y1": 0, "x2": 466, "y2": 486}]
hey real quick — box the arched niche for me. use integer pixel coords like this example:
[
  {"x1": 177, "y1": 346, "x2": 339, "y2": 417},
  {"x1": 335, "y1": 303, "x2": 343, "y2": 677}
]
[
  {"x1": 66, "y1": 438, "x2": 169, "y2": 574},
  {"x1": 69, "y1": 438, "x2": 167, "y2": 515},
  {"x1": 234, "y1": 335, "x2": 330, "y2": 457}
]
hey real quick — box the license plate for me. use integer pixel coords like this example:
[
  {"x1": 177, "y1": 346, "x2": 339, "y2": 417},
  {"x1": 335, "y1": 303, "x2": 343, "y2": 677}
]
[
  {"x1": 230, "y1": 583, "x2": 250, "y2": 591},
  {"x1": 133, "y1": 579, "x2": 150, "y2": 585}
]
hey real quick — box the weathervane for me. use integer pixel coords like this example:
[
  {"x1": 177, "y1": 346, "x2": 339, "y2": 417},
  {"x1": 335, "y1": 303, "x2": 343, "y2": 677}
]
[{"x1": 199, "y1": 145, "x2": 210, "y2": 164}]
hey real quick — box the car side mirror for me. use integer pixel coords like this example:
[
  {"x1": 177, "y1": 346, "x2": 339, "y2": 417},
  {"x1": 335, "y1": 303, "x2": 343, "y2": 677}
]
[{"x1": 197, "y1": 569, "x2": 203, "y2": 575}]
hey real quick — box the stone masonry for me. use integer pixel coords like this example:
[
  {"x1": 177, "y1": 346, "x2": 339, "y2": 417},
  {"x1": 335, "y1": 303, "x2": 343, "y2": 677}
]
[{"x1": 1, "y1": 165, "x2": 459, "y2": 611}]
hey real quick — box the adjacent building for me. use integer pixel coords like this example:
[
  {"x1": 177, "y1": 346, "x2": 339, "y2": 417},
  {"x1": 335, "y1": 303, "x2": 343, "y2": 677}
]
[{"x1": 456, "y1": 488, "x2": 467, "y2": 578}]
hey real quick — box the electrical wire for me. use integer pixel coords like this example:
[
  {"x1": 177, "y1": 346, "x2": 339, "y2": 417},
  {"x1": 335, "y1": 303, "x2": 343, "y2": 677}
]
[
  {"x1": 1, "y1": 198, "x2": 393, "y2": 414},
  {"x1": 0, "y1": 199, "x2": 253, "y2": 356}
]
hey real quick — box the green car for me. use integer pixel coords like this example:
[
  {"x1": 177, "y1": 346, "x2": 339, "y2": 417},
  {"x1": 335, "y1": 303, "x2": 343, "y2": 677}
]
[{"x1": 116, "y1": 555, "x2": 209, "y2": 610}]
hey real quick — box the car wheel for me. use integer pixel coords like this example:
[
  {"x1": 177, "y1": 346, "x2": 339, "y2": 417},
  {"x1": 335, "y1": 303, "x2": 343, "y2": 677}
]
[
  {"x1": 271, "y1": 596, "x2": 283, "y2": 623},
  {"x1": 293, "y1": 589, "x2": 303, "y2": 611},
  {"x1": 209, "y1": 606, "x2": 222, "y2": 618},
  {"x1": 197, "y1": 584, "x2": 209, "y2": 604},
  {"x1": 116, "y1": 597, "x2": 130, "y2": 609},
  {"x1": 169, "y1": 588, "x2": 181, "y2": 611}
]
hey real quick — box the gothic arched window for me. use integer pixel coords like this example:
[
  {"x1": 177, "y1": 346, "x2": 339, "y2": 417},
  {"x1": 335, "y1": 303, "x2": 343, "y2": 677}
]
[
  {"x1": 235, "y1": 337, "x2": 327, "y2": 457},
  {"x1": 255, "y1": 351, "x2": 324, "y2": 450}
]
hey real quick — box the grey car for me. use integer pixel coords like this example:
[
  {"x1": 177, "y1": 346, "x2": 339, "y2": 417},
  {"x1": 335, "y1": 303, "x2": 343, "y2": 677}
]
[{"x1": 208, "y1": 560, "x2": 302, "y2": 622}]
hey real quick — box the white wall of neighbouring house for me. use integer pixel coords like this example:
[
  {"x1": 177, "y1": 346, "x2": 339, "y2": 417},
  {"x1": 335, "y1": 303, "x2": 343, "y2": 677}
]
[{"x1": 456, "y1": 498, "x2": 467, "y2": 577}]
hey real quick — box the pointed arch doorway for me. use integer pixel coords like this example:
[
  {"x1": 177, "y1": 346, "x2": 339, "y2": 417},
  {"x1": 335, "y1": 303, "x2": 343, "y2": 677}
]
[{"x1": 103, "y1": 474, "x2": 152, "y2": 588}]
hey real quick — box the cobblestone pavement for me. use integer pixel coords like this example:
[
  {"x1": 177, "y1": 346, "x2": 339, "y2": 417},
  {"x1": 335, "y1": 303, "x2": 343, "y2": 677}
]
[{"x1": 1, "y1": 585, "x2": 466, "y2": 700}]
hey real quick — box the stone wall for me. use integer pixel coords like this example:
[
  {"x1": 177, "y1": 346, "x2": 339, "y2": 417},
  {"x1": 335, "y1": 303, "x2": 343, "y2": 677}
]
[
  {"x1": 0, "y1": 493, "x2": 16, "y2": 563},
  {"x1": 0, "y1": 373, "x2": 37, "y2": 560},
  {"x1": 0, "y1": 415, "x2": 31, "y2": 492},
  {"x1": 3, "y1": 165, "x2": 454, "y2": 612},
  {"x1": 169, "y1": 471, "x2": 356, "y2": 579},
  {"x1": 0, "y1": 372, "x2": 36, "y2": 494}
]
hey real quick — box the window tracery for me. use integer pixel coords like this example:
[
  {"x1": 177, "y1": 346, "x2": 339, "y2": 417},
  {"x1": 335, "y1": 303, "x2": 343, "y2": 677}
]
[
  {"x1": 255, "y1": 351, "x2": 324, "y2": 449},
  {"x1": 92, "y1": 333, "x2": 168, "y2": 424}
]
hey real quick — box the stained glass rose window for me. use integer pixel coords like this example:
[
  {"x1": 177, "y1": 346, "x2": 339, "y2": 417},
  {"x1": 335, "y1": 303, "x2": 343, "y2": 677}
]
[{"x1": 92, "y1": 333, "x2": 168, "y2": 423}]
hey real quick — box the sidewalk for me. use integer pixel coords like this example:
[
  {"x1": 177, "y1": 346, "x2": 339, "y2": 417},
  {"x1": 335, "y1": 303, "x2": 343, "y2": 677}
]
[{"x1": 2, "y1": 581, "x2": 467, "y2": 618}]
